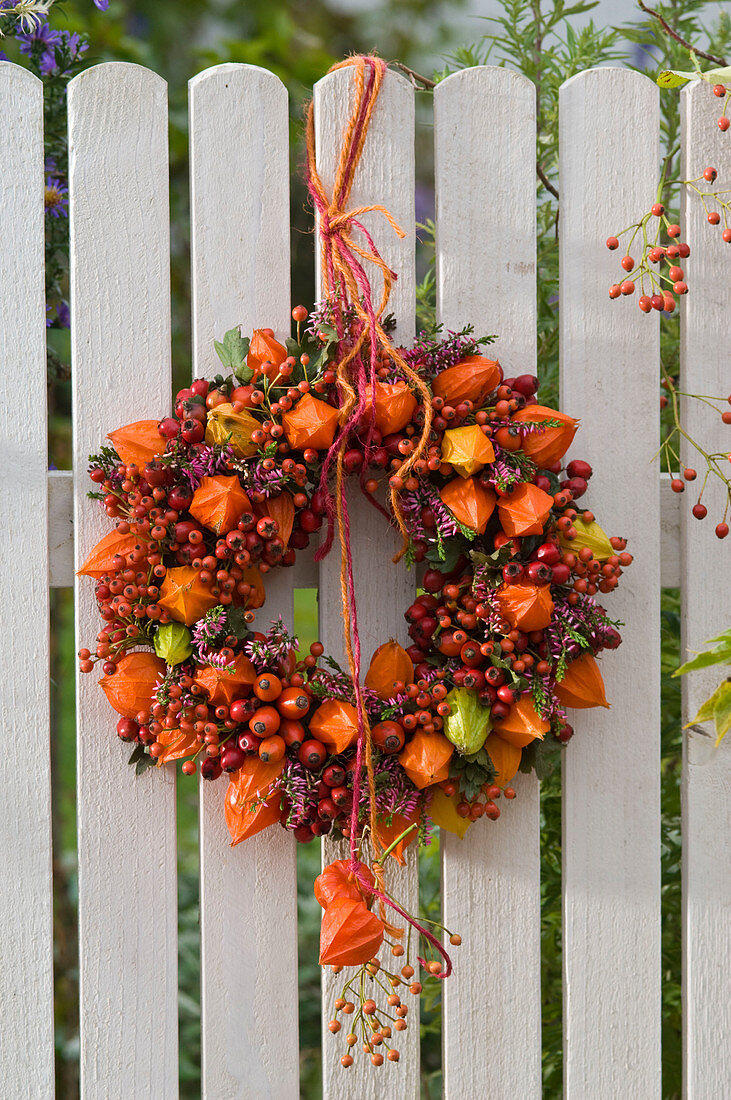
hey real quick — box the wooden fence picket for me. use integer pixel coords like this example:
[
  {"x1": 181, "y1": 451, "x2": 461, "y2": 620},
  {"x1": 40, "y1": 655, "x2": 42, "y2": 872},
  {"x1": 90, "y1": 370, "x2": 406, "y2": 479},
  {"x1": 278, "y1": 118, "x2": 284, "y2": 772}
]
[
  {"x1": 434, "y1": 65, "x2": 543, "y2": 1099},
  {"x1": 0, "y1": 62, "x2": 55, "y2": 1100},
  {"x1": 313, "y1": 66, "x2": 421, "y2": 1099},
  {"x1": 680, "y1": 79, "x2": 731, "y2": 1099},
  {"x1": 559, "y1": 68, "x2": 662, "y2": 1098},
  {"x1": 189, "y1": 63, "x2": 301, "y2": 1099},
  {"x1": 68, "y1": 63, "x2": 179, "y2": 1099}
]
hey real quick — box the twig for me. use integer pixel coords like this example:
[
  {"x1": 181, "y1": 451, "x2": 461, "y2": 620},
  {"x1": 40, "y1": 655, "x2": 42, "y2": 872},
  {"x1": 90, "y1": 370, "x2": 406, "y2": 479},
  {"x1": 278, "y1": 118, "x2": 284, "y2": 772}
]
[
  {"x1": 637, "y1": 1, "x2": 727, "y2": 67},
  {"x1": 390, "y1": 61, "x2": 436, "y2": 90},
  {"x1": 537, "y1": 161, "x2": 559, "y2": 200}
]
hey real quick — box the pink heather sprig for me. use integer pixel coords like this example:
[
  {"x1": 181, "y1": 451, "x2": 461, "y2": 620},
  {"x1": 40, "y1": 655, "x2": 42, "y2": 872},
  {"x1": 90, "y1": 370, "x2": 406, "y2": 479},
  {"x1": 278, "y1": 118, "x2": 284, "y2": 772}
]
[
  {"x1": 243, "y1": 617, "x2": 297, "y2": 671},
  {"x1": 153, "y1": 662, "x2": 197, "y2": 709},
  {"x1": 402, "y1": 326, "x2": 486, "y2": 380},
  {"x1": 191, "y1": 605, "x2": 228, "y2": 655},
  {"x1": 545, "y1": 592, "x2": 620, "y2": 669},
  {"x1": 235, "y1": 457, "x2": 293, "y2": 497},
  {"x1": 274, "y1": 758, "x2": 318, "y2": 828},
  {"x1": 352, "y1": 753, "x2": 424, "y2": 821},
  {"x1": 470, "y1": 574, "x2": 508, "y2": 633},
  {"x1": 178, "y1": 443, "x2": 235, "y2": 491}
]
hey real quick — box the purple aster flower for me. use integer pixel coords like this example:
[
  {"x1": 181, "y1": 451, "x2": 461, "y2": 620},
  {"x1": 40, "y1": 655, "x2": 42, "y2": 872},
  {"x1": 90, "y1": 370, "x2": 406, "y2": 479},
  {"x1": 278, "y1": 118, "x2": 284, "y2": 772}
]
[
  {"x1": 16, "y1": 18, "x2": 60, "y2": 58},
  {"x1": 56, "y1": 300, "x2": 70, "y2": 328},
  {"x1": 45, "y1": 304, "x2": 53, "y2": 328},
  {"x1": 93, "y1": 0, "x2": 109, "y2": 9},
  {"x1": 44, "y1": 176, "x2": 68, "y2": 218}
]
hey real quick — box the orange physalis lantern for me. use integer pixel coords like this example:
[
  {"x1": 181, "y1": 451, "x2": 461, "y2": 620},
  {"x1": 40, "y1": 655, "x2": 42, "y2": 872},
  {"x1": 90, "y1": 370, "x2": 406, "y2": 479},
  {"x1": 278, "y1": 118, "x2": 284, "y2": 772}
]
[
  {"x1": 314, "y1": 859, "x2": 375, "y2": 909},
  {"x1": 246, "y1": 329, "x2": 288, "y2": 382},
  {"x1": 194, "y1": 652, "x2": 256, "y2": 706},
  {"x1": 432, "y1": 355, "x2": 501, "y2": 406},
  {"x1": 496, "y1": 579, "x2": 554, "y2": 631},
  {"x1": 99, "y1": 651, "x2": 165, "y2": 719},
  {"x1": 493, "y1": 696, "x2": 550, "y2": 749},
  {"x1": 282, "y1": 393, "x2": 339, "y2": 451},
  {"x1": 497, "y1": 482, "x2": 554, "y2": 537},
  {"x1": 189, "y1": 474, "x2": 251, "y2": 535},
  {"x1": 428, "y1": 789, "x2": 472, "y2": 838},
  {"x1": 362, "y1": 380, "x2": 417, "y2": 436},
  {"x1": 77, "y1": 529, "x2": 149, "y2": 579},
  {"x1": 225, "y1": 759, "x2": 283, "y2": 846},
  {"x1": 376, "y1": 810, "x2": 419, "y2": 865},
  {"x1": 398, "y1": 730, "x2": 454, "y2": 789},
  {"x1": 554, "y1": 652, "x2": 610, "y2": 709},
  {"x1": 254, "y1": 492, "x2": 295, "y2": 550},
  {"x1": 364, "y1": 640, "x2": 414, "y2": 699},
  {"x1": 231, "y1": 754, "x2": 285, "y2": 803},
  {"x1": 309, "y1": 699, "x2": 360, "y2": 754},
  {"x1": 205, "y1": 403, "x2": 260, "y2": 457},
  {"x1": 440, "y1": 424, "x2": 496, "y2": 478},
  {"x1": 158, "y1": 565, "x2": 220, "y2": 625},
  {"x1": 155, "y1": 728, "x2": 198, "y2": 764},
  {"x1": 107, "y1": 420, "x2": 166, "y2": 467},
  {"x1": 511, "y1": 404, "x2": 579, "y2": 468},
  {"x1": 440, "y1": 476, "x2": 496, "y2": 533},
  {"x1": 483, "y1": 732, "x2": 522, "y2": 787},
  {"x1": 319, "y1": 897, "x2": 385, "y2": 966}
]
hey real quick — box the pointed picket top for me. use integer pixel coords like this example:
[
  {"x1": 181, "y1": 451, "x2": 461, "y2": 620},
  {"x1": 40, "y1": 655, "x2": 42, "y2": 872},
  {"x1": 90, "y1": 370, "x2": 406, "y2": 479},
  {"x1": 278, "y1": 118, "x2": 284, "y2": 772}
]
[
  {"x1": 679, "y1": 77, "x2": 731, "y2": 1100},
  {"x1": 435, "y1": 63, "x2": 542, "y2": 1100},
  {"x1": 560, "y1": 63, "x2": 662, "y2": 1098},
  {"x1": 68, "y1": 61, "x2": 178, "y2": 1099},
  {"x1": 0, "y1": 59, "x2": 55, "y2": 1100},
  {"x1": 188, "y1": 62, "x2": 300, "y2": 1099}
]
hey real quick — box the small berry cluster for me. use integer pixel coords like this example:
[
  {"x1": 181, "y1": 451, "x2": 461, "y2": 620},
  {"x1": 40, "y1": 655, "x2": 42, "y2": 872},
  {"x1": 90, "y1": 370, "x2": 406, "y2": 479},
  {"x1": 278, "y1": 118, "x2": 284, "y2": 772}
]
[
  {"x1": 660, "y1": 375, "x2": 731, "y2": 540},
  {"x1": 713, "y1": 82, "x2": 730, "y2": 132},
  {"x1": 328, "y1": 932, "x2": 461, "y2": 1070},
  {"x1": 607, "y1": 166, "x2": 731, "y2": 311}
]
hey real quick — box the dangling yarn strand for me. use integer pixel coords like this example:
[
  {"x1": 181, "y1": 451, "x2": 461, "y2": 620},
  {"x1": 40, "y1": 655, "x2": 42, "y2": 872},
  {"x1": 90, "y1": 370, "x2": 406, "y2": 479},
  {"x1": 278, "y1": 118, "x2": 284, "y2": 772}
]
[{"x1": 305, "y1": 55, "x2": 449, "y2": 971}]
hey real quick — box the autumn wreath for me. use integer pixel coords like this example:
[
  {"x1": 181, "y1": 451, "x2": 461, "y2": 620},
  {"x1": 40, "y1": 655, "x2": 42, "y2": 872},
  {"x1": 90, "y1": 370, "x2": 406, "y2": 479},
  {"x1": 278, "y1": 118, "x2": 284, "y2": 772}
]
[{"x1": 78, "y1": 54, "x2": 632, "y2": 1069}]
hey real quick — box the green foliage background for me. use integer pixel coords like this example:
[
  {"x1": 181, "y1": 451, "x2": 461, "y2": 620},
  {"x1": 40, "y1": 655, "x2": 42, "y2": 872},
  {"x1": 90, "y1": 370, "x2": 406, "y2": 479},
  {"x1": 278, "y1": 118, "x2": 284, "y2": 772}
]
[{"x1": 18, "y1": 0, "x2": 728, "y2": 1096}]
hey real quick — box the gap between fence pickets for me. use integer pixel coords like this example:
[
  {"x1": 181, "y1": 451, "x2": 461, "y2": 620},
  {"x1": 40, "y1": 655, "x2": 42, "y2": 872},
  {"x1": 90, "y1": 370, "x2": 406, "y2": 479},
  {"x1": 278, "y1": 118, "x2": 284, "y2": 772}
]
[{"x1": 48, "y1": 468, "x2": 682, "y2": 588}]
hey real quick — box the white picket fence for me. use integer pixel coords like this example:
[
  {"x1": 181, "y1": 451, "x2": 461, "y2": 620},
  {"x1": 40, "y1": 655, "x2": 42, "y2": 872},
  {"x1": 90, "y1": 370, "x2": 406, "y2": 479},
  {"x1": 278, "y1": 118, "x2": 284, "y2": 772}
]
[{"x1": 1, "y1": 58, "x2": 729, "y2": 1100}]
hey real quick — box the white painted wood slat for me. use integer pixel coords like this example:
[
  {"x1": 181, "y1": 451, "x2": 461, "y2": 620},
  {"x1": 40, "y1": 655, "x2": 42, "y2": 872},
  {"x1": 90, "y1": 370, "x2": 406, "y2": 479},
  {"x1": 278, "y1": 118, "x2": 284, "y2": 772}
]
[
  {"x1": 68, "y1": 63, "x2": 179, "y2": 1099},
  {"x1": 189, "y1": 63, "x2": 301, "y2": 1099},
  {"x1": 559, "y1": 68, "x2": 662, "y2": 1098},
  {"x1": 679, "y1": 80, "x2": 731, "y2": 1100},
  {"x1": 435, "y1": 66, "x2": 542, "y2": 1099},
  {"x1": 314, "y1": 66, "x2": 420, "y2": 1099},
  {"x1": 0, "y1": 62, "x2": 55, "y2": 1100}
]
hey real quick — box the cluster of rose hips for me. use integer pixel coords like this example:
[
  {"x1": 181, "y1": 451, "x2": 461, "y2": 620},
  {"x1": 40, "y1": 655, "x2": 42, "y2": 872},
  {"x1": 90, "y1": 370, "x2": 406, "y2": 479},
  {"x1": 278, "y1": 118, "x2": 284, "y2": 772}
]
[
  {"x1": 383, "y1": 372, "x2": 540, "y2": 510},
  {"x1": 713, "y1": 82, "x2": 730, "y2": 132},
  {"x1": 329, "y1": 934, "x2": 461, "y2": 1069},
  {"x1": 669, "y1": 463, "x2": 731, "y2": 539},
  {"x1": 606, "y1": 160, "x2": 731, "y2": 310},
  {"x1": 160, "y1": 376, "x2": 332, "y2": 562},
  {"x1": 606, "y1": 217, "x2": 690, "y2": 311}
]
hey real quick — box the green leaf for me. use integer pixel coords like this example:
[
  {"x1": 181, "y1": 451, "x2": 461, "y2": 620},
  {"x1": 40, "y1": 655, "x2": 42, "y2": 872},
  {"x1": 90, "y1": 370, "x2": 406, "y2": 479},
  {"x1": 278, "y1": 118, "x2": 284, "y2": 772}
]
[
  {"x1": 684, "y1": 691, "x2": 719, "y2": 727},
  {"x1": 224, "y1": 606, "x2": 250, "y2": 640},
  {"x1": 674, "y1": 644, "x2": 731, "y2": 677},
  {"x1": 214, "y1": 327, "x2": 251, "y2": 380},
  {"x1": 656, "y1": 70, "x2": 696, "y2": 88},
  {"x1": 128, "y1": 743, "x2": 155, "y2": 774},
  {"x1": 519, "y1": 737, "x2": 562, "y2": 781},
  {"x1": 714, "y1": 681, "x2": 731, "y2": 745}
]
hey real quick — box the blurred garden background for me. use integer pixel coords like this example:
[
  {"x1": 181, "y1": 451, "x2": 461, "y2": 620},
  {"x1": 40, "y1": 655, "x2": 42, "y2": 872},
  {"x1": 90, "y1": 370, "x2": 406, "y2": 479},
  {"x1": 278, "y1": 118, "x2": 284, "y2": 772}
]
[{"x1": 1, "y1": 0, "x2": 729, "y2": 1094}]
